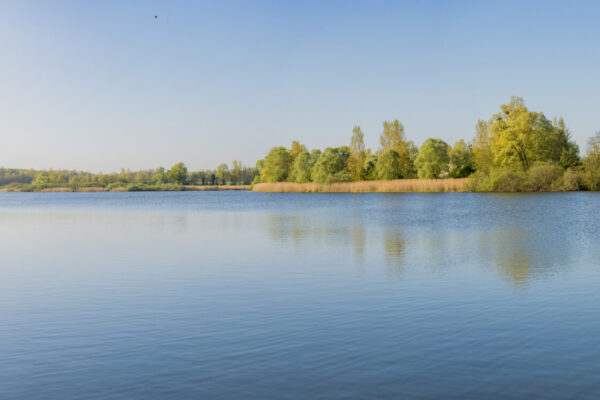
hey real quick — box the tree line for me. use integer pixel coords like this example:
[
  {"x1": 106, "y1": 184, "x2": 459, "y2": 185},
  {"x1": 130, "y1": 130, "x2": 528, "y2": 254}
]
[
  {"x1": 253, "y1": 97, "x2": 600, "y2": 192},
  {"x1": 3, "y1": 96, "x2": 600, "y2": 192},
  {"x1": 0, "y1": 161, "x2": 258, "y2": 191}
]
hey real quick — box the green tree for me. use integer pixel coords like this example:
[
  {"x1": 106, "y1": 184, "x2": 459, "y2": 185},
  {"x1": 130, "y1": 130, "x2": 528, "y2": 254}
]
[
  {"x1": 348, "y1": 126, "x2": 367, "y2": 181},
  {"x1": 583, "y1": 132, "x2": 600, "y2": 190},
  {"x1": 216, "y1": 163, "x2": 229, "y2": 185},
  {"x1": 379, "y1": 120, "x2": 416, "y2": 178},
  {"x1": 168, "y1": 162, "x2": 188, "y2": 184},
  {"x1": 363, "y1": 153, "x2": 378, "y2": 180},
  {"x1": 260, "y1": 147, "x2": 292, "y2": 182},
  {"x1": 448, "y1": 140, "x2": 475, "y2": 178},
  {"x1": 231, "y1": 160, "x2": 242, "y2": 185},
  {"x1": 553, "y1": 118, "x2": 580, "y2": 169},
  {"x1": 311, "y1": 147, "x2": 350, "y2": 183},
  {"x1": 289, "y1": 141, "x2": 307, "y2": 161},
  {"x1": 152, "y1": 167, "x2": 167, "y2": 184},
  {"x1": 289, "y1": 151, "x2": 312, "y2": 183},
  {"x1": 400, "y1": 142, "x2": 419, "y2": 178},
  {"x1": 33, "y1": 172, "x2": 50, "y2": 186},
  {"x1": 379, "y1": 120, "x2": 405, "y2": 152},
  {"x1": 415, "y1": 138, "x2": 450, "y2": 179},
  {"x1": 489, "y1": 97, "x2": 579, "y2": 171},
  {"x1": 472, "y1": 120, "x2": 494, "y2": 174},
  {"x1": 376, "y1": 149, "x2": 400, "y2": 180}
]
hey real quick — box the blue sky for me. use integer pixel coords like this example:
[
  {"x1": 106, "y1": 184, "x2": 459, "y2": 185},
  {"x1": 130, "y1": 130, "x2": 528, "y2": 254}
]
[{"x1": 1, "y1": 0, "x2": 599, "y2": 172}]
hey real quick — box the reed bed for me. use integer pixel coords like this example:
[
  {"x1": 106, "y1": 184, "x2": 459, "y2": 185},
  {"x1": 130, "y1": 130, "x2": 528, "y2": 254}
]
[
  {"x1": 186, "y1": 185, "x2": 250, "y2": 191},
  {"x1": 252, "y1": 179, "x2": 469, "y2": 193}
]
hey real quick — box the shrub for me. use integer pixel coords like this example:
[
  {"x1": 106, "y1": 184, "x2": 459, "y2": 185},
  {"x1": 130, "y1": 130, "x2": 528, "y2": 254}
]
[
  {"x1": 526, "y1": 164, "x2": 563, "y2": 192},
  {"x1": 557, "y1": 168, "x2": 583, "y2": 191},
  {"x1": 325, "y1": 171, "x2": 351, "y2": 184}
]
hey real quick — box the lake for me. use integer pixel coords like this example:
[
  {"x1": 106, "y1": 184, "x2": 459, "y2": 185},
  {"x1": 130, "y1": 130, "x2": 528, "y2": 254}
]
[{"x1": 1, "y1": 192, "x2": 599, "y2": 399}]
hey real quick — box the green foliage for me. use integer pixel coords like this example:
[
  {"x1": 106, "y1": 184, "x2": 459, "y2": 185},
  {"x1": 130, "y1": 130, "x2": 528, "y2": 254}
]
[
  {"x1": 260, "y1": 146, "x2": 292, "y2": 183},
  {"x1": 468, "y1": 168, "x2": 526, "y2": 192},
  {"x1": 582, "y1": 132, "x2": 600, "y2": 190},
  {"x1": 289, "y1": 141, "x2": 307, "y2": 161},
  {"x1": 230, "y1": 160, "x2": 242, "y2": 185},
  {"x1": 559, "y1": 168, "x2": 584, "y2": 191},
  {"x1": 378, "y1": 120, "x2": 417, "y2": 178},
  {"x1": 448, "y1": 140, "x2": 474, "y2": 178},
  {"x1": 415, "y1": 138, "x2": 450, "y2": 179},
  {"x1": 525, "y1": 164, "x2": 563, "y2": 192},
  {"x1": 289, "y1": 151, "x2": 312, "y2": 183},
  {"x1": 325, "y1": 170, "x2": 351, "y2": 184},
  {"x1": 0, "y1": 162, "x2": 257, "y2": 192},
  {"x1": 311, "y1": 147, "x2": 350, "y2": 184},
  {"x1": 379, "y1": 120, "x2": 405, "y2": 152},
  {"x1": 489, "y1": 97, "x2": 579, "y2": 171},
  {"x1": 348, "y1": 126, "x2": 367, "y2": 181},
  {"x1": 363, "y1": 153, "x2": 378, "y2": 181},
  {"x1": 168, "y1": 162, "x2": 188, "y2": 185},
  {"x1": 376, "y1": 149, "x2": 400, "y2": 180},
  {"x1": 472, "y1": 120, "x2": 494, "y2": 174},
  {"x1": 152, "y1": 167, "x2": 167, "y2": 184},
  {"x1": 216, "y1": 163, "x2": 229, "y2": 184}
]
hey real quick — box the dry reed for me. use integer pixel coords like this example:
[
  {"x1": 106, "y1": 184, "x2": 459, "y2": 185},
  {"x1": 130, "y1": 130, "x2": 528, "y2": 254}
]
[
  {"x1": 252, "y1": 179, "x2": 469, "y2": 193},
  {"x1": 186, "y1": 185, "x2": 250, "y2": 191}
]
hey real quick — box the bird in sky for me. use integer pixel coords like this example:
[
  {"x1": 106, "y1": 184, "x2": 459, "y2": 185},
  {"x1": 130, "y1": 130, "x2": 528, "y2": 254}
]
[{"x1": 154, "y1": 15, "x2": 158, "y2": 19}]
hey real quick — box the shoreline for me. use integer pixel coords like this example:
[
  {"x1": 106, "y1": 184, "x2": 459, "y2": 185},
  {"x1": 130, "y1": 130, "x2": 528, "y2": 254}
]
[
  {"x1": 0, "y1": 185, "x2": 250, "y2": 193},
  {"x1": 252, "y1": 179, "x2": 469, "y2": 193}
]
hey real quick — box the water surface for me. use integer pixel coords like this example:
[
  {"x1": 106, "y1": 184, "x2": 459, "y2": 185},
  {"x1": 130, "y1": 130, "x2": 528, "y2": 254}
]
[{"x1": 1, "y1": 192, "x2": 599, "y2": 399}]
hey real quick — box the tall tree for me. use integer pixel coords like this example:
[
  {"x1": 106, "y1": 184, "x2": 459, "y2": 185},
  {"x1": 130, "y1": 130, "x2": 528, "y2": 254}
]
[
  {"x1": 489, "y1": 97, "x2": 579, "y2": 171},
  {"x1": 376, "y1": 150, "x2": 400, "y2": 180},
  {"x1": 289, "y1": 141, "x2": 307, "y2": 161},
  {"x1": 311, "y1": 147, "x2": 350, "y2": 183},
  {"x1": 231, "y1": 160, "x2": 242, "y2": 185},
  {"x1": 216, "y1": 163, "x2": 229, "y2": 185},
  {"x1": 289, "y1": 151, "x2": 312, "y2": 183},
  {"x1": 583, "y1": 132, "x2": 600, "y2": 190},
  {"x1": 379, "y1": 120, "x2": 406, "y2": 152},
  {"x1": 379, "y1": 120, "x2": 416, "y2": 178},
  {"x1": 415, "y1": 139, "x2": 450, "y2": 179},
  {"x1": 472, "y1": 120, "x2": 493, "y2": 174},
  {"x1": 348, "y1": 126, "x2": 367, "y2": 181},
  {"x1": 168, "y1": 162, "x2": 188, "y2": 184},
  {"x1": 260, "y1": 147, "x2": 292, "y2": 182},
  {"x1": 448, "y1": 140, "x2": 475, "y2": 178}
]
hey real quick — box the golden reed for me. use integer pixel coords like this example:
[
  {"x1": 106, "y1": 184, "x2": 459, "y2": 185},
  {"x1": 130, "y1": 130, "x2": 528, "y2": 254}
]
[{"x1": 252, "y1": 179, "x2": 469, "y2": 193}]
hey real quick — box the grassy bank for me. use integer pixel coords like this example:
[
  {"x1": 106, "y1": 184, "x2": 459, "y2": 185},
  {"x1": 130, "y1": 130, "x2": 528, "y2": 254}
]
[
  {"x1": 0, "y1": 184, "x2": 250, "y2": 192},
  {"x1": 252, "y1": 179, "x2": 468, "y2": 193}
]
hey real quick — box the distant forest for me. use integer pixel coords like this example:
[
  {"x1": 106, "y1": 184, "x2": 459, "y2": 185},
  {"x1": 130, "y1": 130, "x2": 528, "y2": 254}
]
[
  {"x1": 3, "y1": 97, "x2": 600, "y2": 192},
  {"x1": 0, "y1": 162, "x2": 257, "y2": 192}
]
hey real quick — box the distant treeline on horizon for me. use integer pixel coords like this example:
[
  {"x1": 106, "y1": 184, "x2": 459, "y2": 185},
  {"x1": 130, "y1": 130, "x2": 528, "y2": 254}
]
[
  {"x1": 2, "y1": 97, "x2": 600, "y2": 192},
  {"x1": 0, "y1": 162, "x2": 258, "y2": 192}
]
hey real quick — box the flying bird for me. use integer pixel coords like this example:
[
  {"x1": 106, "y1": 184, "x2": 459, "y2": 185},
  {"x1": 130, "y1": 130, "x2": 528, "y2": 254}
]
[{"x1": 154, "y1": 15, "x2": 158, "y2": 19}]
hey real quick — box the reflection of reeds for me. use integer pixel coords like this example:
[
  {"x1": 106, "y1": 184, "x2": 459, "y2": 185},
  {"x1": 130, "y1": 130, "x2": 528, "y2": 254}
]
[{"x1": 253, "y1": 179, "x2": 468, "y2": 193}]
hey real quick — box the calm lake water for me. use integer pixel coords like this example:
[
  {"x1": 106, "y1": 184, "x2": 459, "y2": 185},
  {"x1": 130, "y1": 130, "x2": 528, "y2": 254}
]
[{"x1": 1, "y1": 192, "x2": 599, "y2": 399}]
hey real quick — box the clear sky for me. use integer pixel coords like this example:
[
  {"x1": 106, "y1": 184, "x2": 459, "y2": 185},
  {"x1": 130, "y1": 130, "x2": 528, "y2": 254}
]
[{"x1": 1, "y1": 0, "x2": 599, "y2": 172}]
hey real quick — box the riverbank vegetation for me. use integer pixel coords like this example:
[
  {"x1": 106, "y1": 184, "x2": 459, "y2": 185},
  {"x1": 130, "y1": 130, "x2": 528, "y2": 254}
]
[
  {"x1": 0, "y1": 162, "x2": 257, "y2": 192},
  {"x1": 3, "y1": 97, "x2": 600, "y2": 193},
  {"x1": 253, "y1": 179, "x2": 467, "y2": 193},
  {"x1": 252, "y1": 97, "x2": 600, "y2": 192}
]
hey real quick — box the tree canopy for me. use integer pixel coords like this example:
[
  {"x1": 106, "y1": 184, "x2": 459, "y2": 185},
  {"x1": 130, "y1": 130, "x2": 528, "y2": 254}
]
[{"x1": 415, "y1": 139, "x2": 450, "y2": 179}]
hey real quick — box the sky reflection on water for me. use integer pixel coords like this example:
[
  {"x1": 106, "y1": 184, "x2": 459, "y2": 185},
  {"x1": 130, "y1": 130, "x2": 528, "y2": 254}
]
[{"x1": 1, "y1": 192, "x2": 599, "y2": 399}]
